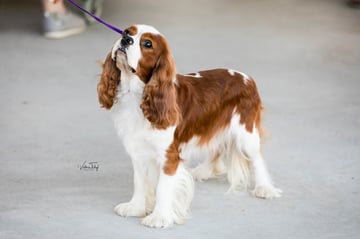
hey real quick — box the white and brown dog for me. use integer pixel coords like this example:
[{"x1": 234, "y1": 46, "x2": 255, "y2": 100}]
[{"x1": 97, "y1": 24, "x2": 281, "y2": 228}]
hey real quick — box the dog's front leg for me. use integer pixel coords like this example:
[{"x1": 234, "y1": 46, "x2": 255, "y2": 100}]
[
  {"x1": 141, "y1": 161, "x2": 194, "y2": 228},
  {"x1": 114, "y1": 158, "x2": 156, "y2": 217}
]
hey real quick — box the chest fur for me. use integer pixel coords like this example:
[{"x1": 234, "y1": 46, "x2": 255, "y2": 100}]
[{"x1": 111, "y1": 90, "x2": 176, "y2": 158}]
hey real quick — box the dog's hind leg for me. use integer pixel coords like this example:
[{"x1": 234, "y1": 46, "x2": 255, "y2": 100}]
[
  {"x1": 226, "y1": 115, "x2": 282, "y2": 198},
  {"x1": 236, "y1": 125, "x2": 282, "y2": 199},
  {"x1": 191, "y1": 152, "x2": 226, "y2": 181},
  {"x1": 248, "y1": 152, "x2": 282, "y2": 199},
  {"x1": 225, "y1": 142, "x2": 252, "y2": 192}
]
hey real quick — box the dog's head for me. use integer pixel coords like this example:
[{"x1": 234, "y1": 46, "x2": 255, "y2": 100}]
[
  {"x1": 98, "y1": 25, "x2": 179, "y2": 129},
  {"x1": 111, "y1": 25, "x2": 175, "y2": 83}
]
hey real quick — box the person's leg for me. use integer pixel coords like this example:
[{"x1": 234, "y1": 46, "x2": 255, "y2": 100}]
[
  {"x1": 42, "y1": 0, "x2": 66, "y2": 13},
  {"x1": 41, "y1": 0, "x2": 86, "y2": 39}
]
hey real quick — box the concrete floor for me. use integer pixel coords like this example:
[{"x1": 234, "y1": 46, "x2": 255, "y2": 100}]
[{"x1": 1, "y1": 0, "x2": 359, "y2": 238}]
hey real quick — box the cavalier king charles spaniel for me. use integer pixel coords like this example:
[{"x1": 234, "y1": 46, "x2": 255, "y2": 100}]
[{"x1": 97, "y1": 24, "x2": 282, "y2": 228}]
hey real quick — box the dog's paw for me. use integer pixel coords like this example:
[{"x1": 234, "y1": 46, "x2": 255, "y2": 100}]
[
  {"x1": 114, "y1": 202, "x2": 146, "y2": 217},
  {"x1": 141, "y1": 212, "x2": 174, "y2": 228},
  {"x1": 251, "y1": 185, "x2": 282, "y2": 199}
]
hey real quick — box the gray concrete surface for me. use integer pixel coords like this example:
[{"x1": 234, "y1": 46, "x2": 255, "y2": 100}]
[{"x1": 1, "y1": 0, "x2": 359, "y2": 238}]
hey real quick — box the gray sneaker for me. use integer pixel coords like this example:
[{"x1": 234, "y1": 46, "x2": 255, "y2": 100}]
[{"x1": 43, "y1": 11, "x2": 86, "y2": 39}]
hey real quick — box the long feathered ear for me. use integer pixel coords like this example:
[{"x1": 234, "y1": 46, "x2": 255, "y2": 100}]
[
  {"x1": 140, "y1": 43, "x2": 179, "y2": 129},
  {"x1": 97, "y1": 52, "x2": 121, "y2": 110}
]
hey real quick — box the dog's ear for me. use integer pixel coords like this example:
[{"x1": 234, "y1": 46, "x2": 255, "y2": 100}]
[
  {"x1": 97, "y1": 52, "x2": 121, "y2": 110},
  {"x1": 140, "y1": 36, "x2": 179, "y2": 129}
]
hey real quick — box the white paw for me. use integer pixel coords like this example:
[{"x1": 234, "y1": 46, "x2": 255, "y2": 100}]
[
  {"x1": 114, "y1": 202, "x2": 146, "y2": 217},
  {"x1": 251, "y1": 185, "x2": 282, "y2": 199},
  {"x1": 141, "y1": 212, "x2": 174, "y2": 228}
]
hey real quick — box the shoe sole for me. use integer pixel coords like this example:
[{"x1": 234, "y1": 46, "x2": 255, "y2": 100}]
[{"x1": 44, "y1": 26, "x2": 86, "y2": 39}]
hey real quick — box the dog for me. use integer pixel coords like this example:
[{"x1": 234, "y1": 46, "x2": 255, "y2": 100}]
[{"x1": 97, "y1": 24, "x2": 282, "y2": 228}]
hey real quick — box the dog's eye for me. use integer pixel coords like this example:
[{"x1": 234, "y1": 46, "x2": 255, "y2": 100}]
[
  {"x1": 142, "y1": 40, "x2": 152, "y2": 49},
  {"x1": 124, "y1": 29, "x2": 130, "y2": 35}
]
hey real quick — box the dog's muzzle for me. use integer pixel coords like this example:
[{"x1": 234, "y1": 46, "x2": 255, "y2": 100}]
[
  {"x1": 121, "y1": 34, "x2": 134, "y2": 47},
  {"x1": 118, "y1": 34, "x2": 134, "y2": 53}
]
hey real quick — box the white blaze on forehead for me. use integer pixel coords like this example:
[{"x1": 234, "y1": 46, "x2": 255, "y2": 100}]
[
  {"x1": 136, "y1": 24, "x2": 161, "y2": 35},
  {"x1": 126, "y1": 28, "x2": 142, "y2": 71},
  {"x1": 228, "y1": 69, "x2": 250, "y2": 83}
]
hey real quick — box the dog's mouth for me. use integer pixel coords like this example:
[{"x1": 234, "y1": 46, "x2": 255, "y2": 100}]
[
  {"x1": 129, "y1": 66, "x2": 136, "y2": 73},
  {"x1": 115, "y1": 48, "x2": 136, "y2": 73},
  {"x1": 118, "y1": 47, "x2": 127, "y2": 54}
]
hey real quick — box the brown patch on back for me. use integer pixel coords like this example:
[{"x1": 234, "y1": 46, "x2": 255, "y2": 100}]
[
  {"x1": 163, "y1": 68, "x2": 263, "y2": 176},
  {"x1": 235, "y1": 77, "x2": 263, "y2": 134},
  {"x1": 174, "y1": 69, "x2": 263, "y2": 146}
]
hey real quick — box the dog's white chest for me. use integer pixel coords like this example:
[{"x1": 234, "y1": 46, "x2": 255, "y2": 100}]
[
  {"x1": 111, "y1": 90, "x2": 176, "y2": 157},
  {"x1": 111, "y1": 92, "x2": 148, "y2": 137}
]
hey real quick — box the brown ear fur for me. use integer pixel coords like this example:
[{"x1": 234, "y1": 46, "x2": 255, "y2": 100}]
[
  {"x1": 97, "y1": 52, "x2": 121, "y2": 110},
  {"x1": 140, "y1": 44, "x2": 179, "y2": 129}
]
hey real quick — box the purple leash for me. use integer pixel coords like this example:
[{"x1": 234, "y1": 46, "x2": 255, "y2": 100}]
[{"x1": 66, "y1": 0, "x2": 123, "y2": 34}]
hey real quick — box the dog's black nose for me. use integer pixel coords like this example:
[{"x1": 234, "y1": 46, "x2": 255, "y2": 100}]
[{"x1": 121, "y1": 35, "x2": 134, "y2": 47}]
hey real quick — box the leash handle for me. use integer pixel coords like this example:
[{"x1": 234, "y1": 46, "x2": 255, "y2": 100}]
[{"x1": 66, "y1": 0, "x2": 123, "y2": 34}]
